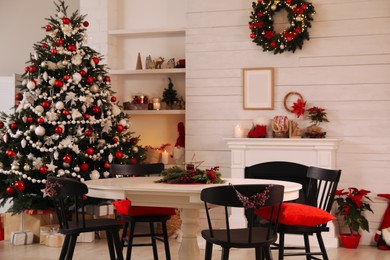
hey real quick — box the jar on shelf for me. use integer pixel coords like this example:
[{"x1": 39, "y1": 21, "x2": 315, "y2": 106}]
[{"x1": 152, "y1": 97, "x2": 161, "y2": 110}]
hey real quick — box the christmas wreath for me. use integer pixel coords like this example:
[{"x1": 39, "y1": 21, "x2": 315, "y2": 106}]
[
  {"x1": 249, "y1": 0, "x2": 315, "y2": 54},
  {"x1": 155, "y1": 166, "x2": 225, "y2": 184}
]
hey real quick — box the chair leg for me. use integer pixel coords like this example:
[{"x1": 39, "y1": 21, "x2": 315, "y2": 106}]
[
  {"x1": 121, "y1": 221, "x2": 129, "y2": 248},
  {"x1": 59, "y1": 235, "x2": 71, "y2": 260},
  {"x1": 255, "y1": 247, "x2": 263, "y2": 260},
  {"x1": 316, "y1": 233, "x2": 329, "y2": 260},
  {"x1": 161, "y1": 220, "x2": 171, "y2": 260},
  {"x1": 204, "y1": 241, "x2": 213, "y2": 260},
  {"x1": 149, "y1": 222, "x2": 159, "y2": 260},
  {"x1": 221, "y1": 247, "x2": 230, "y2": 260},
  {"x1": 278, "y1": 232, "x2": 285, "y2": 260},
  {"x1": 106, "y1": 230, "x2": 116, "y2": 260},
  {"x1": 112, "y1": 228, "x2": 124, "y2": 260},
  {"x1": 263, "y1": 246, "x2": 273, "y2": 260},
  {"x1": 303, "y1": 234, "x2": 311, "y2": 260},
  {"x1": 65, "y1": 234, "x2": 78, "y2": 260},
  {"x1": 126, "y1": 221, "x2": 136, "y2": 260}
]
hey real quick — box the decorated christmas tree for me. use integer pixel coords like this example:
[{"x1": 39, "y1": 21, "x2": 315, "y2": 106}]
[
  {"x1": 0, "y1": 1, "x2": 146, "y2": 213},
  {"x1": 162, "y1": 77, "x2": 178, "y2": 108}
]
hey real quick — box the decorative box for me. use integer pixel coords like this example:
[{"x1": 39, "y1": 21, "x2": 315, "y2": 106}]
[
  {"x1": 40, "y1": 224, "x2": 65, "y2": 247},
  {"x1": 10, "y1": 231, "x2": 34, "y2": 245},
  {"x1": 85, "y1": 204, "x2": 114, "y2": 217},
  {"x1": 76, "y1": 231, "x2": 95, "y2": 243}
]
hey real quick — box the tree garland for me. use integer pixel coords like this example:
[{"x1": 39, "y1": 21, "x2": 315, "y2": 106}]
[{"x1": 249, "y1": 0, "x2": 315, "y2": 54}]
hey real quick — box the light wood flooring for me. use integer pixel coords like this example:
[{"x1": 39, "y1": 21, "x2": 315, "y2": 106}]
[{"x1": 0, "y1": 236, "x2": 389, "y2": 260}]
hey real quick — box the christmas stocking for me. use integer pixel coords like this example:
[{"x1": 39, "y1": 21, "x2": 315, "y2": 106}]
[{"x1": 375, "y1": 194, "x2": 390, "y2": 250}]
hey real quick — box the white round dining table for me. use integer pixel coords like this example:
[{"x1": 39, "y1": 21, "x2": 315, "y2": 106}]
[{"x1": 85, "y1": 177, "x2": 301, "y2": 260}]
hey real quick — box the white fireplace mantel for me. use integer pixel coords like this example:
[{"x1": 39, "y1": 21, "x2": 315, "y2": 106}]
[
  {"x1": 225, "y1": 138, "x2": 341, "y2": 179},
  {"x1": 224, "y1": 137, "x2": 341, "y2": 248}
]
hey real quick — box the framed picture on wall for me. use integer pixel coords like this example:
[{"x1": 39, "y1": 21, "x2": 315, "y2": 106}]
[{"x1": 243, "y1": 68, "x2": 274, "y2": 110}]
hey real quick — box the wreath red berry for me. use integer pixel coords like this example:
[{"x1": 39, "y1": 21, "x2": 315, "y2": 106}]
[{"x1": 249, "y1": 0, "x2": 315, "y2": 54}]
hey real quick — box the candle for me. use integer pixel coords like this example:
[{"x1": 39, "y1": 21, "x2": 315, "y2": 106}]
[
  {"x1": 161, "y1": 150, "x2": 169, "y2": 164},
  {"x1": 153, "y1": 102, "x2": 160, "y2": 110},
  {"x1": 234, "y1": 124, "x2": 244, "y2": 138}
]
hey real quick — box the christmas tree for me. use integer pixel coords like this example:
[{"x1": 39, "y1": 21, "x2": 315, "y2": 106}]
[
  {"x1": 0, "y1": 1, "x2": 146, "y2": 213},
  {"x1": 162, "y1": 77, "x2": 178, "y2": 108}
]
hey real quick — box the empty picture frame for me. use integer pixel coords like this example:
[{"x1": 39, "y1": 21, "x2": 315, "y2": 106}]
[{"x1": 243, "y1": 68, "x2": 274, "y2": 110}]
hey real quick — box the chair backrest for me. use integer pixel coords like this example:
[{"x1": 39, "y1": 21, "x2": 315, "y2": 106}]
[
  {"x1": 109, "y1": 163, "x2": 164, "y2": 178},
  {"x1": 201, "y1": 184, "x2": 284, "y2": 243},
  {"x1": 305, "y1": 166, "x2": 342, "y2": 212},
  {"x1": 245, "y1": 161, "x2": 310, "y2": 204},
  {"x1": 47, "y1": 176, "x2": 89, "y2": 230}
]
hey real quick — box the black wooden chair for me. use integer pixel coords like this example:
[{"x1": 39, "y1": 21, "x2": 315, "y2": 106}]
[
  {"x1": 245, "y1": 162, "x2": 341, "y2": 260},
  {"x1": 201, "y1": 184, "x2": 285, "y2": 260},
  {"x1": 110, "y1": 163, "x2": 175, "y2": 260},
  {"x1": 47, "y1": 176, "x2": 124, "y2": 260}
]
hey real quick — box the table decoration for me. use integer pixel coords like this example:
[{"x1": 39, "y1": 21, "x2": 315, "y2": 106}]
[{"x1": 155, "y1": 166, "x2": 225, "y2": 184}]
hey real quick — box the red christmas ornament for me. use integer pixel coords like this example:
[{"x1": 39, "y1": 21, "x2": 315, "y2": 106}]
[
  {"x1": 270, "y1": 41, "x2": 276, "y2": 48},
  {"x1": 249, "y1": 23, "x2": 255, "y2": 30},
  {"x1": 250, "y1": 33, "x2": 256, "y2": 39},
  {"x1": 57, "y1": 39, "x2": 63, "y2": 45},
  {"x1": 45, "y1": 25, "x2": 52, "y2": 31},
  {"x1": 6, "y1": 186, "x2": 15, "y2": 196},
  {"x1": 55, "y1": 80, "x2": 64, "y2": 88},
  {"x1": 41, "y1": 101, "x2": 51, "y2": 109},
  {"x1": 131, "y1": 138, "x2": 138, "y2": 145},
  {"x1": 29, "y1": 66, "x2": 37, "y2": 72},
  {"x1": 63, "y1": 154, "x2": 72, "y2": 163},
  {"x1": 10, "y1": 123, "x2": 18, "y2": 129},
  {"x1": 86, "y1": 147, "x2": 94, "y2": 155},
  {"x1": 104, "y1": 76, "x2": 111, "y2": 82},
  {"x1": 63, "y1": 17, "x2": 71, "y2": 24},
  {"x1": 116, "y1": 125, "x2": 124, "y2": 132},
  {"x1": 80, "y1": 70, "x2": 87, "y2": 76},
  {"x1": 37, "y1": 117, "x2": 45, "y2": 124},
  {"x1": 115, "y1": 151, "x2": 123, "y2": 159},
  {"x1": 63, "y1": 74, "x2": 71, "y2": 81},
  {"x1": 41, "y1": 42, "x2": 47, "y2": 48},
  {"x1": 51, "y1": 48, "x2": 57, "y2": 55},
  {"x1": 0, "y1": 122, "x2": 4, "y2": 129},
  {"x1": 295, "y1": 27, "x2": 302, "y2": 34},
  {"x1": 14, "y1": 180, "x2": 25, "y2": 191},
  {"x1": 92, "y1": 57, "x2": 100, "y2": 65},
  {"x1": 130, "y1": 157, "x2": 137, "y2": 165},
  {"x1": 40, "y1": 165, "x2": 48, "y2": 174},
  {"x1": 55, "y1": 126, "x2": 63, "y2": 134},
  {"x1": 85, "y1": 129, "x2": 92, "y2": 136},
  {"x1": 80, "y1": 162, "x2": 89, "y2": 171},
  {"x1": 103, "y1": 162, "x2": 110, "y2": 169},
  {"x1": 86, "y1": 76, "x2": 94, "y2": 84},
  {"x1": 67, "y1": 44, "x2": 76, "y2": 52},
  {"x1": 15, "y1": 101, "x2": 20, "y2": 107},
  {"x1": 27, "y1": 117, "x2": 34, "y2": 123},
  {"x1": 92, "y1": 106, "x2": 101, "y2": 114},
  {"x1": 24, "y1": 66, "x2": 29, "y2": 73},
  {"x1": 83, "y1": 21, "x2": 89, "y2": 27},
  {"x1": 15, "y1": 93, "x2": 23, "y2": 101},
  {"x1": 112, "y1": 137, "x2": 119, "y2": 143},
  {"x1": 110, "y1": 96, "x2": 117, "y2": 102},
  {"x1": 84, "y1": 113, "x2": 90, "y2": 120}
]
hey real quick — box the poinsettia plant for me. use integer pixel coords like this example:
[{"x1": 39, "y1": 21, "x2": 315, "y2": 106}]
[{"x1": 334, "y1": 187, "x2": 374, "y2": 235}]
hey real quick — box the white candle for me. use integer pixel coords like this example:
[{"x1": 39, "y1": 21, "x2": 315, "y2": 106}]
[
  {"x1": 161, "y1": 150, "x2": 169, "y2": 164},
  {"x1": 153, "y1": 102, "x2": 160, "y2": 110},
  {"x1": 234, "y1": 124, "x2": 244, "y2": 138}
]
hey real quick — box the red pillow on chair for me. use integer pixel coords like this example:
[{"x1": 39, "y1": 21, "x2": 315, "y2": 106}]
[
  {"x1": 255, "y1": 202, "x2": 335, "y2": 226},
  {"x1": 112, "y1": 200, "x2": 176, "y2": 217}
]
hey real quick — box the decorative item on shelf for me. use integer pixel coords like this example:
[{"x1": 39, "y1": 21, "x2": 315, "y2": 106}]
[
  {"x1": 123, "y1": 101, "x2": 131, "y2": 110},
  {"x1": 144, "y1": 144, "x2": 171, "y2": 164},
  {"x1": 272, "y1": 116, "x2": 289, "y2": 138},
  {"x1": 166, "y1": 58, "x2": 175, "y2": 69},
  {"x1": 155, "y1": 166, "x2": 224, "y2": 184},
  {"x1": 154, "y1": 57, "x2": 165, "y2": 69},
  {"x1": 249, "y1": 0, "x2": 316, "y2": 54},
  {"x1": 289, "y1": 120, "x2": 301, "y2": 138},
  {"x1": 136, "y1": 52, "x2": 142, "y2": 70},
  {"x1": 334, "y1": 187, "x2": 373, "y2": 249},
  {"x1": 234, "y1": 124, "x2": 244, "y2": 138},
  {"x1": 162, "y1": 77, "x2": 178, "y2": 109},
  {"x1": 145, "y1": 55, "x2": 154, "y2": 69},
  {"x1": 247, "y1": 116, "x2": 269, "y2": 138},
  {"x1": 161, "y1": 150, "x2": 169, "y2": 164},
  {"x1": 175, "y1": 59, "x2": 185, "y2": 68},
  {"x1": 148, "y1": 99, "x2": 153, "y2": 110},
  {"x1": 178, "y1": 96, "x2": 185, "y2": 110},
  {"x1": 173, "y1": 122, "x2": 185, "y2": 166},
  {"x1": 131, "y1": 95, "x2": 149, "y2": 110},
  {"x1": 284, "y1": 91, "x2": 305, "y2": 117},
  {"x1": 375, "y1": 194, "x2": 390, "y2": 250},
  {"x1": 152, "y1": 97, "x2": 161, "y2": 110}
]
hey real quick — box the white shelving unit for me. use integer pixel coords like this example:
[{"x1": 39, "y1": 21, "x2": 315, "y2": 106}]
[
  {"x1": 110, "y1": 68, "x2": 185, "y2": 75},
  {"x1": 125, "y1": 110, "x2": 185, "y2": 115}
]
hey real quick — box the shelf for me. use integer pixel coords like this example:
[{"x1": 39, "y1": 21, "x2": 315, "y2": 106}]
[
  {"x1": 110, "y1": 68, "x2": 185, "y2": 75},
  {"x1": 108, "y1": 27, "x2": 185, "y2": 37},
  {"x1": 125, "y1": 110, "x2": 185, "y2": 115}
]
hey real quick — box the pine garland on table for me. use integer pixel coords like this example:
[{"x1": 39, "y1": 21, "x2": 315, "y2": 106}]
[{"x1": 155, "y1": 166, "x2": 225, "y2": 184}]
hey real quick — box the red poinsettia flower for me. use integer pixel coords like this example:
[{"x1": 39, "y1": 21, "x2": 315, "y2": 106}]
[
  {"x1": 264, "y1": 30, "x2": 275, "y2": 40},
  {"x1": 292, "y1": 98, "x2": 306, "y2": 118}
]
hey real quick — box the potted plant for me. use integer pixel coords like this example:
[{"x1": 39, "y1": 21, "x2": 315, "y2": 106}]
[{"x1": 334, "y1": 187, "x2": 374, "y2": 248}]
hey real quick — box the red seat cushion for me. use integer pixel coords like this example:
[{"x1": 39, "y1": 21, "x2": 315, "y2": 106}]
[
  {"x1": 255, "y1": 202, "x2": 336, "y2": 226},
  {"x1": 112, "y1": 200, "x2": 176, "y2": 217}
]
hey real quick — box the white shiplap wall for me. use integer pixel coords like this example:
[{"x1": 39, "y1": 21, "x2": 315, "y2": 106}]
[
  {"x1": 82, "y1": 0, "x2": 390, "y2": 245},
  {"x1": 185, "y1": 0, "x2": 390, "y2": 245}
]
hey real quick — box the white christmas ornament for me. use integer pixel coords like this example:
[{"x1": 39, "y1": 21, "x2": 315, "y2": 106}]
[
  {"x1": 27, "y1": 81, "x2": 36, "y2": 90},
  {"x1": 119, "y1": 119, "x2": 127, "y2": 127},
  {"x1": 103, "y1": 171, "x2": 110, "y2": 178},
  {"x1": 21, "y1": 139, "x2": 27, "y2": 148},
  {"x1": 89, "y1": 170, "x2": 100, "y2": 180},
  {"x1": 35, "y1": 105, "x2": 44, "y2": 114},
  {"x1": 35, "y1": 126, "x2": 46, "y2": 136},
  {"x1": 55, "y1": 101, "x2": 65, "y2": 110}
]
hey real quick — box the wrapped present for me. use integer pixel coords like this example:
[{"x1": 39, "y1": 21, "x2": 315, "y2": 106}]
[
  {"x1": 40, "y1": 225, "x2": 65, "y2": 247},
  {"x1": 10, "y1": 230, "x2": 34, "y2": 245},
  {"x1": 77, "y1": 231, "x2": 95, "y2": 243},
  {"x1": 85, "y1": 203, "x2": 114, "y2": 217},
  {"x1": 4, "y1": 210, "x2": 56, "y2": 242}
]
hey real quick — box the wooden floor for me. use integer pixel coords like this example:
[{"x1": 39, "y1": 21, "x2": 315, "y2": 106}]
[{"x1": 0, "y1": 236, "x2": 388, "y2": 260}]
